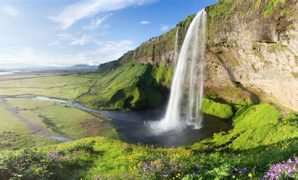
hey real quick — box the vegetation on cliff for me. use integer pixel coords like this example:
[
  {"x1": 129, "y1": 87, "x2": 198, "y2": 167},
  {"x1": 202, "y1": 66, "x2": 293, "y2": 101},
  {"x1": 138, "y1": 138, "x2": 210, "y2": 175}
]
[{"x1": 80, "y1": 64, "x2": 168, "y2": 110}]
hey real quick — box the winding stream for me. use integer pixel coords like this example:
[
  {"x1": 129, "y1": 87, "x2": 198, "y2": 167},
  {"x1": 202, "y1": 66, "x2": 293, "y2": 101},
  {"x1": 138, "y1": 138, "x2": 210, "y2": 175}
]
[{"x1": 6, "y1": 96, "x2": 231, "y2": 147}]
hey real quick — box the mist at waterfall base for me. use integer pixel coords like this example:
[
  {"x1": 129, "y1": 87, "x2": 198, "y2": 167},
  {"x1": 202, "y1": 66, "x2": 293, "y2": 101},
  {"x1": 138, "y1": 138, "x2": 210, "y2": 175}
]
[
  {"x1": 106, "y1": 109, "x2": 231, "y2": 147},
  {"x1": 150, "y1": 9, "x2": 207, "y2": 135}
]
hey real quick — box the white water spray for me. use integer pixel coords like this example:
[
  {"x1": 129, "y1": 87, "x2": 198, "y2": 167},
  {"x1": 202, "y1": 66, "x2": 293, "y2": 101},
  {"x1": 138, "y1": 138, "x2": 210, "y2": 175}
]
[{"x1": 151, "y1": 9, "x2": 207, "y2": 133}]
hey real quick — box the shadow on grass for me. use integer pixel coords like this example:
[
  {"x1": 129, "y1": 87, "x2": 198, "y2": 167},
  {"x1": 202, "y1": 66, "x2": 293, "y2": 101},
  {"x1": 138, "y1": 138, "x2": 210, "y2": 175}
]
[
  {"x1": 0, "y1": 140, "x2": 104, "y2": 180},
  {"x1": 39, "y1": 115, "x2": 67, "y2": 136}
]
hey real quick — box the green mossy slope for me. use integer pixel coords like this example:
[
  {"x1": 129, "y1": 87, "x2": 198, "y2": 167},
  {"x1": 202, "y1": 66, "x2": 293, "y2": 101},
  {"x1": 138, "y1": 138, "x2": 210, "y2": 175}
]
[
  {"x1": 194, "y1": 104, "x2": 298, "y2": 150},
  {"x1": 201, "y1": 98, "x2": 234, "y2": 119},
  {"x1": 80, "y1": 64, "x2": 167, "y2": 110}
]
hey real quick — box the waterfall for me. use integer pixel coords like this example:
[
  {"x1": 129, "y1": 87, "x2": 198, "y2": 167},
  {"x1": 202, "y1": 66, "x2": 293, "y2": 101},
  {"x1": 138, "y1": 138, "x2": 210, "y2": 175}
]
[{"x1": 151, "y1": 9, "x2": 207, "y2": 133}]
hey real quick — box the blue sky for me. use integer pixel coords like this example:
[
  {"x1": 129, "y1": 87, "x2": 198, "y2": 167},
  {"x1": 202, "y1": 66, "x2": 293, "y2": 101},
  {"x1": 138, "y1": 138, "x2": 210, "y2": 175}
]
[{"x1": 0, "y1": 0, "x2": 218, "y2": 68}]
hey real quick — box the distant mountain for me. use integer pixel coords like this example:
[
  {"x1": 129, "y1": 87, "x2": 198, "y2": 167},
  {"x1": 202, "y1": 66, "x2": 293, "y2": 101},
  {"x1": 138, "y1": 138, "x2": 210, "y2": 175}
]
[
  {"x1": 69, "y1": 64, "x2": 98, "y2": 71},
  {"x1": 0, "y1": 69, "x2": 9, "y2": 72}
]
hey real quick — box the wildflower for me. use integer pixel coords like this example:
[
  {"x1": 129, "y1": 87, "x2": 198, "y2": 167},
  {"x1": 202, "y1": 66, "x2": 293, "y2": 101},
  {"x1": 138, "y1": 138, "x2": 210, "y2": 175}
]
[
  {"x1": 161, "y1": 171, "x2": 168, "y2": 177},
  {"x1": 231, "y1": 167, "x2": 250, "y2": 175},
  {"x1": 263, "y1": 157, "x2": 298, "y2": 179},
  {"x1": 48, "y1": 151, "x2": 63, "y2": 161}
]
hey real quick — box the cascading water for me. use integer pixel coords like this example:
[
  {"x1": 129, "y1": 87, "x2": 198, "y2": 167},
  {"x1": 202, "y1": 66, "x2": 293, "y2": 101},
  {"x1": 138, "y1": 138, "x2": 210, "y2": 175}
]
[
  {"x1": 151, "y1": 9, "x2": 207, "y2": 133},
  {"x1": 174, "y1": 27, "x2": 180, "y2": 68}
]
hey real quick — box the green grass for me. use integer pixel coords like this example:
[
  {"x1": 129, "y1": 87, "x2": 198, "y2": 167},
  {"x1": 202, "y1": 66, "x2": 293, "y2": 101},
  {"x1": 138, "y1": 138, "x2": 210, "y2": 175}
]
[
  {"x1": 6, "y1": 98, "x2": 55, "y2": 109},
  {"x1": 0, "y1": 98, "x2": 117, "y2": 151},
  {"x1": 263, "y1": 0, "x2": 286, "y2": 17},
  {"x1": 133, "y1": 28, "x2": 177, "y2": 66},
  {"x1": 0, "y1": 107, "x2": 32, "y2": 150},
  {"x1": 233, "y1": 104, "x2": 281, "y2": 130},
  {"x1": 153, "y1": 63, "x2": 174, "y2": 88},
  {"x1": 0, "y1": 106, "x2": 59, "y2": 150},
  {"x1": 36, "y1": 104, "x2": 117, "y2": 139},
  {"x1": 207, "y1": 0, "x2": 286, "y2": 20},
  {"x1": 80, "y1": 64, "x2": 166, "y2": 110},
  {"x1": 201, "y1": 98, "x2": 234, "y2": 119},
  {"x1": 0, "y1": 74, "x2": 98, "y2": 100},
  {"x1": 208, "y1": 0, "x2": 236, "y2": 21},
  {"x1": 0, "y1": 103, "x2": 297, "y2": 179},
  {"x1": 194, "y1": 103, "x2": 297, "y2": 150}
]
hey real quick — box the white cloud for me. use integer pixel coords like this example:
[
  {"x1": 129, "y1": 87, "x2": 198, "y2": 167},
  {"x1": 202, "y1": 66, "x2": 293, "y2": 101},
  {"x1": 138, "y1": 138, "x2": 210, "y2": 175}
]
[
  {"x1": 57, "y1": 33, "x2": 72, "y2": 39},
  {"x1": 0, "y1": 47, "x2": 62, "y2": 68},
  {"x1": 139, "y1": 20, "x2": 150, "y2": 25},
  {"x1": 54, "y1": 33, "x2": 91, "y2": 46},
  {"x1": 50, "y1": 0, "x2": 157, "y2": 29},
  {"x1": 0, "y1": 40, "x2": 135, "y2": 68},
  {"x1": 48, "y1": 40, "x2": 61, "y2": 46},
  {"x1": 160, "y1": 24, "x2": 171, "y2": 31},
  {"x1": 0, "y1": 4, "x2": 19, "y2": 17},
  {"x1": 84, "y1": 14, "x2": 112, "y2": 30},
  {"x1": 92, "y1": 40, "x2": 134, "y2": 61},
  {"x1": 69, "y1": 34, "x2": 91, "y2": 46}
]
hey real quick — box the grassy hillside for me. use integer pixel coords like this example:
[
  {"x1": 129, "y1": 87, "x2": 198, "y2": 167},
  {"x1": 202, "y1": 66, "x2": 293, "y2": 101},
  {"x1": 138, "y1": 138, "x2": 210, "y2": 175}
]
[
  {"x1": 81, "y1": 63, "x2": 240, "y2": 120},
  {"x1": 0, "y1": 103, "x2": 297, "y2": 179},
  {"x1": 80, "y1": 64, "x2": 169, "y2": 110}
]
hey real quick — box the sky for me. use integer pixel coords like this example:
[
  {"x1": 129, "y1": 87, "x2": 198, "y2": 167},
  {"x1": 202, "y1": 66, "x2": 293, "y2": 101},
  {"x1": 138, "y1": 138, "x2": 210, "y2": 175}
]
[{"x1": 0, "y1": 0, "x2": 218, "y2": 69}]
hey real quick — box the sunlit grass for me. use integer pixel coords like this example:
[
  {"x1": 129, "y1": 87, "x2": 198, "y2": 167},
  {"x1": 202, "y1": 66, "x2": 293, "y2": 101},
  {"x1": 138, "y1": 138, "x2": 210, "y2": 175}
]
[
  {"x1": 0, "y1": 98, "x2": 117, "y2": 151},
  {"x1": 0, "y1": 102, "x2": 297, "y2": 179},
  {"x1": 0, "y1": 74, "x2": 99, "y2": 99}
]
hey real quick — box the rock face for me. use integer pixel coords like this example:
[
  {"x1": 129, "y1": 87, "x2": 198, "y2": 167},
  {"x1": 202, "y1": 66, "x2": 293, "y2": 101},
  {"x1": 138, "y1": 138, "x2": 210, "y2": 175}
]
[
  {"x1": 98, "y1": 0, "x2": 298, "y2": 111},
  {"x1": 205, "y1": 0, "x2": 298, "y2": 111}
]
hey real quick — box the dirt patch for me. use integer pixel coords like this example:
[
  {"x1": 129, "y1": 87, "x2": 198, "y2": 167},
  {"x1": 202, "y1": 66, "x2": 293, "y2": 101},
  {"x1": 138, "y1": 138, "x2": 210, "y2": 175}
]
[
  {"x1": 0, "y1": 98, "x2": 51, "y2": 136},
  {"x1": 80, "y1": 119, "x2": 105, "y2": 137},
  {"x1": 10, "y1": 108, "x2": 52, "y2": 136}
]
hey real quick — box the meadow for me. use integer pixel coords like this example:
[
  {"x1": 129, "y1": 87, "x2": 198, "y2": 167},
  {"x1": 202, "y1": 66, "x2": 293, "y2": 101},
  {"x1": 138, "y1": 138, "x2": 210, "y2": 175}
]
[
  {"x1": 0, "y1": 107, "x2": 297, "y2": 179},
  {"x1": 0, "y1": 73, "x2": 101, "y2": 100},
  {"x1": 0, "y1": 73, "x2": 117, "y2": 150}
]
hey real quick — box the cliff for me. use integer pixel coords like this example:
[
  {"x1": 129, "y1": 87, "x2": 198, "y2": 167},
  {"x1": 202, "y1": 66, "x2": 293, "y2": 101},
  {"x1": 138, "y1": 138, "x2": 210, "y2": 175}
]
[
  {"x1": 205, "y1": 0, "x2": 298, "y2": 111},
  {"x1": 93, "y1": 0, "x2": 298, "y2": 112}
]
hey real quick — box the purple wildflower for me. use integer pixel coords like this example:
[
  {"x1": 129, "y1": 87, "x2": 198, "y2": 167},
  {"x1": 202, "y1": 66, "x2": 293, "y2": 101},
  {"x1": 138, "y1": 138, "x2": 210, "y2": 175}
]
[
  {"x1": 263, "y1": 157, "x2": 298, "y2": 180},
  {"x1": 231, "y1": 167, "x2": 250, "y2": 175},
  {"x1": 142, "y1": 161, "x2": 156, "y2": 173},
  {"x1": 161, "y1": 171, "x2": 169, "y2": 177},
  {"x1": 48, "y1": 151, "x2": 64, "y2": 161}
]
